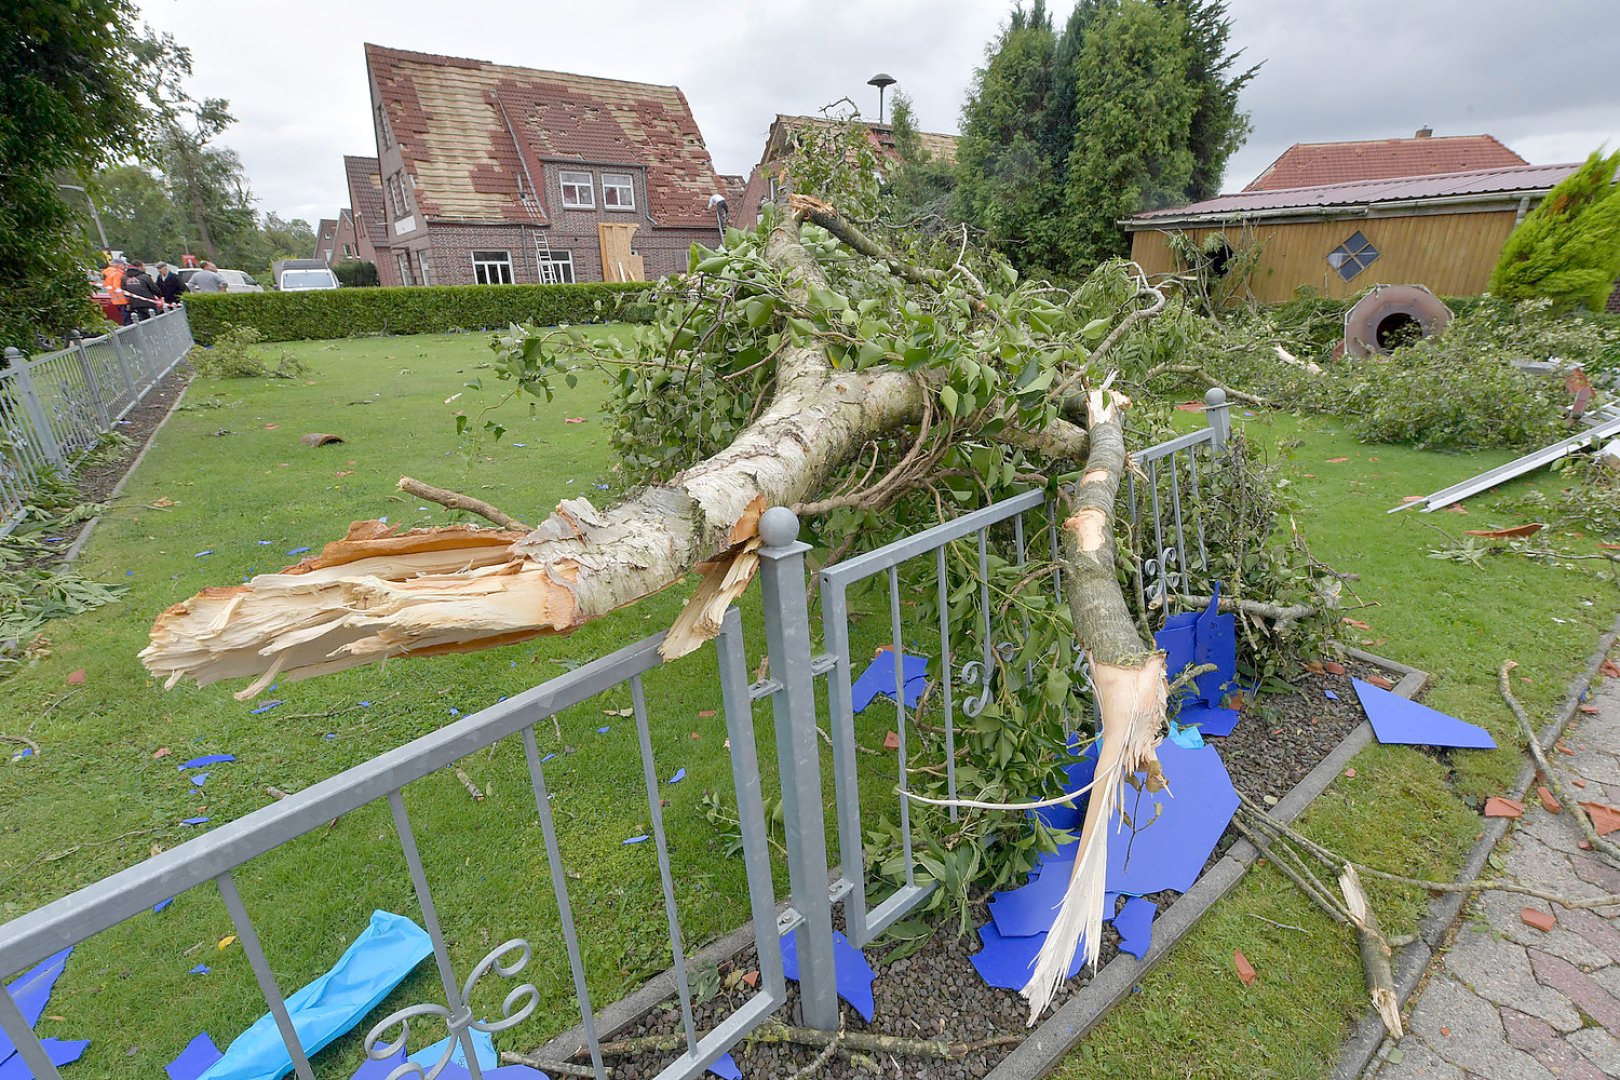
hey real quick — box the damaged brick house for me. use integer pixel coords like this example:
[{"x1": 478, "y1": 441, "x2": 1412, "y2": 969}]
[
  {"x1": 362, "y1": 44, "x2": 731, "y2": 287},
  {"x1": 333, "y1": 155, "x2": 390, "y2": 281}
]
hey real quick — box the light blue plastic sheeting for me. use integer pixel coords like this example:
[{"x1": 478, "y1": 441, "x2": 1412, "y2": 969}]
[{"x1": 199, "y1": 910, "x2": 432, "y2": 1080}]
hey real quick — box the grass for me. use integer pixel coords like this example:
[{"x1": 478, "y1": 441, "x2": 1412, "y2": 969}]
[{"x1": 1, "y1": 333, "x2": 1614, "y2": 1078}]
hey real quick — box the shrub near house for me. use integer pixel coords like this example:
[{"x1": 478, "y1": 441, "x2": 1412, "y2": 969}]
[{"x1": 183, "y1": 281, "x2": 654, "y2": 343}]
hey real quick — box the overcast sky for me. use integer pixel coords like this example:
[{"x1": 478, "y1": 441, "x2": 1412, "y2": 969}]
[{"x1": 134, "y1": 0, "x2": 1620, "y2": 227}]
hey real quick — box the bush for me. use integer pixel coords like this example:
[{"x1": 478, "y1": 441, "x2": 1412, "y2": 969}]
[
  {"x1": 187, "y1": 325, "x2": 309, "y2": 378},
  {"x1": 1489, "y1": 150, "x2": 1620, "y2": 312},
  {"x1": 183, "y1": 281, "x2": 657, "y2": 344},
  {"x1": 332, "y1": 258, "x2": 379, "y2": 288}
]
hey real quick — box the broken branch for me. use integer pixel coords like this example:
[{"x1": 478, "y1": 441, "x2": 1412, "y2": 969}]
[{"x1": 398, "y1": 476, "x2": 529, "y2": 530}]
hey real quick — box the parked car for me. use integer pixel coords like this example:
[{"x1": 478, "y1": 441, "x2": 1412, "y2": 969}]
[
  {"x1": 177, "y1": 267, "x2": 265, "y2": 293},
  {"x1": 272, "y1": 259, "x2": 339, "y2": 291}
]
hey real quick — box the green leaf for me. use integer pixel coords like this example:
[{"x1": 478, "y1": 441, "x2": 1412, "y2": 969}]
[{"x1": 940, "y1": 385, "x2": 959, "y2": 416}]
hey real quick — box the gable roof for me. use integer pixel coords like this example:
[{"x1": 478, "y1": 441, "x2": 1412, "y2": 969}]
[
  {"x1": 344, "y1": 155, "x2": 388, "y2": 243},
  {"x1": 1244, "y1": 134, "x2": 1526, "y2": 192},
  {"x1": 313, "y1": 218, "x2": 338, "y2": 259},
  {"x1": 363, "y1": 43, "x2": 726, "y2": 228},
  {"x1": 1127, "y1": 162, "x2": 1581, "y2": 228}
]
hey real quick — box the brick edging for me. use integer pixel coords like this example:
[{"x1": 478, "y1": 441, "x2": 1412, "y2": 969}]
[{"x1": 1330, "y1": 613, "x2": 1620, "y2": 1080}]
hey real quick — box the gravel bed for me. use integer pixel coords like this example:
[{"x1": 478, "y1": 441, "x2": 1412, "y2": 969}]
[
  {"x1": 568, "y1": 662, "x2": 1388, "y2": 1079},
  {"x1": 75, "y1": 361, "x2": 192, "y2": 506}
]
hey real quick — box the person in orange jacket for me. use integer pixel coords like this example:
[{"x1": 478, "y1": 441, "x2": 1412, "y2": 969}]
[{"x1": 101, "y1": 257, "x2": 129, "y2": 323}]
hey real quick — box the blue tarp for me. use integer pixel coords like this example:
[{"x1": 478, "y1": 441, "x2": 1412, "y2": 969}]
[
  {"x1": 198, "y1": 911, "x2": 432, "y2": 1080},
  {"x1": 850, "y1": 650, "x2": 928, "y2": 714}
]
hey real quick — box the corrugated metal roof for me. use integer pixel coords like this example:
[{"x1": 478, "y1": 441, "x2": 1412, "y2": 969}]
[
  {"x1": 1129, "y1": 162, "x2": 1582, "y2": 225},
  {"x1": 364, "y1": 43, "x2": 727, "y2": 228},
  {"x1": 1244, "y1": 134, "x2": 1526, "y2": 191}
]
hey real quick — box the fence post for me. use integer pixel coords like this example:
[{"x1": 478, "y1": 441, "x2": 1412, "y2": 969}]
[
  {"x1": 4, "y1": 348, "x2": 65, "y2": 468},
  {"x1": 70, "y1": 331, "x2": 111, "y2": 431},
  {"x1": 108, "y1": 325, "x2": 138, "y2": 402},
  {"x1": 1204, "y1": 386, "x2": 1231, "y2": 453},
  {"x1": 755, "y1": 506, "x2": 841, "y2": 1031}
]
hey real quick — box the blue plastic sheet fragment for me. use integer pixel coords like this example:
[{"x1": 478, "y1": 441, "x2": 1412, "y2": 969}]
[
  {"x1": 0, "y1": 1038, "x2": 90, "y2": 1077},
  {"x1": 1104, "y1": 740, "x2": 1238, "y2": 897},
  {"x1": 708, "y1": 1052, "x2": 743, "y2": 1079},
  {"x1": 189, "y1": 964, "x2": 211, "y2": 975},
  {"x1": 181, "y1": 817, "x2": 209, "y2": 826},
  {"x1": 667, "y1": 768, "x2": 686, "y2": 784},
  {"x1": 1029, "y1": 737, "x2": 1098, "y2": 833},
  {"x1": 850, "y1": 649, "x2": 929, "y2": 714},
  {"x1": 1112, "y1": 897, "x2": 1156, "y2": 959},
  {"x1": 623, "y1": 835, "x2": 650, "y2": 845},
  {"x1": 780, "y1": 928, "x2": 876, "y2": 1021},
  {"x1": 1353, "y1": 678, "x2": 1496, "y2": 750},
  {"x1": 154, "y1": 898, "x2": 174, "y2": 914},
  {"x1": 249, "y1": 700, "x2": 283, "y2": 715},
  {"x1": 1174, "y1": 702, "x2": 1241, "y2": 739},
  {"x1": 970, "y1": 922, "x2": 1087, "y2": 991},
  {"x1": 1156, "y1": 586, "x2": 1239, "y2": 736},
  {"x1": 1166, "y1": 720, "x2": 1205, "y2": 749},
  {"x1": 408, "y1": 1028, "x2": 496, "y2": 1072},
  {"x1": 191, "y1": 773, "x2": 209, "y2": 787},
  {"x1": 197, "y1": 910, "x2": 432, "y2": 1080},
  {"x1": 167, "y1": 1033, "x2": 224, "y2": 1080},
  {"x1": 348, "y1": 1045, "x2": 406, "y2": 1079},
  {"x1": 0, "y1": 948, "x2": 72, "y2": 1063},
  {"x1": 179, "y1": 754, "x2": 235, "y2": 770},
  {"x1": 1324, "y1": 689, "x2": 1339, "y2": 701}
]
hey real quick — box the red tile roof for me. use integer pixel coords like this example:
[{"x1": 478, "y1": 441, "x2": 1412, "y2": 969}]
[
  {"x1": 1244, "y1": 134, "x2": 1526, "y2": 191},
  {"x1": 364, "y1": 44, "x2": 727, "y2": 228},
  {"x1": 1129, "y1": 162, "x2": 1581, "y2": 226},
  {"x1": 343, "y1": 155, "x2": 388, "y2": 243}
]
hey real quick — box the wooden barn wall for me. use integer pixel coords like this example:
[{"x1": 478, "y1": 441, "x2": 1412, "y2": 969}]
[{"x1": 1129, "y1": 209, "x2": 1520, "y2": 303}]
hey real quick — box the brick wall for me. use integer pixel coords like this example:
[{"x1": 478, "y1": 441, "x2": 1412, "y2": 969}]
[{"x1": 416, "y1": 219, "x2": 713, "y2": 286}]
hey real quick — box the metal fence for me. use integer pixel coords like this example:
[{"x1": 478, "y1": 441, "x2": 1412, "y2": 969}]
[
  {"x1": 0, "y1": 306, "x2": 193, "y2": 534},
  {"x1": 0, "y1": 386, "x2": 1234, "y2": 1078}
]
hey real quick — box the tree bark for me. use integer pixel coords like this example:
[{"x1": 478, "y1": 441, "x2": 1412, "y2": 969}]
[{"x1": 1021, "y1": 385, "x2": 1168, "y2": 1022}]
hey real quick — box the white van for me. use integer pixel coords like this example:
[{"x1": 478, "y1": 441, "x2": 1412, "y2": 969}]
[{"x1": 274, "y1": 259, "x2": 340, "y2": 291}]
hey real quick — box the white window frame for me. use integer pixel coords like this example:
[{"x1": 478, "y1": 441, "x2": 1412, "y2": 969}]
[
  {"x1": 602, "y1": 172, "x2": 635, "y2": 211},
  {"x1": 395, "y1": 252, "x2": 414, "y2": 286},
  {"x1": 560, "y1": 170, "x2": 595, "y2": 210},
  {"x1": 471, "y1": 250, "x2": 514, "y2": 285},
  {"x1": 537, "y1": 248, "x2": 575, "y2": 285},
  {"x1": 418, "y1": 252, "x2": 433, "y2": 287}
]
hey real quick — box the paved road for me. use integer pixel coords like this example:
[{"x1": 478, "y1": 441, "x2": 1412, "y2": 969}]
[{"x1": 1364, "y1": 668, "x2": 1620, "y2": 1079}]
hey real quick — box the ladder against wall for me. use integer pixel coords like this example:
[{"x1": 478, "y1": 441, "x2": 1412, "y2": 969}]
[
  {"x1": 535, "y1": 231, "x2": 562, "y2": 284},
  {"x1": 598, "y1": 222, "x2": 645, "y2": 283}
]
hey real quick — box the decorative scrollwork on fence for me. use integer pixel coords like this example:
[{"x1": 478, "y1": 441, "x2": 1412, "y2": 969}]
[
  {"x1": 362, "y1": 938, "x2": 539, "y2": 1080},
  {"x1": 958, "y1": 641, "x2": 1019, "y2": 717},
  {"x1": 1142, "y1": 545, "x2": 1186, "y2": 610}
]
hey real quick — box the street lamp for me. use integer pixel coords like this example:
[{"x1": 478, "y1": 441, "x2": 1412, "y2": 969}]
[
  {"x1": 58, "y1": 183, "x2": 109, "y2": 251},
  {"x1": 867, "y1": 73, "x2": 897, "y2": 125}
]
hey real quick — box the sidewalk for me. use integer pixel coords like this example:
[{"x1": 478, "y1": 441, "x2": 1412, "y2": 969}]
[{"x1": 1365, "y1": 670, "x2": 1620, "y2": 1080}]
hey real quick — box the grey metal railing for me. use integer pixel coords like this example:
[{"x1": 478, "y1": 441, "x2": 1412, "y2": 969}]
[
  {"x1": 761, "y1": 387, "x2": 1234, "y2": 972},
  {"x1": 0, "y1": 612, "x2": 787, "y2": 1080},
  {"x1": 0, "y1": 306, "x2": 193, "y2": 535}
]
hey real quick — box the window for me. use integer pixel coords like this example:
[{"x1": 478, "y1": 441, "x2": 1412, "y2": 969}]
[
  {"x1": 376, "y1": 104, "x2": 393, "y2": 148},
  {"x1": 387, "y1": 174, "x2": 402, "y2": 218},
  {"x1": 418, "y1": 253, "x2": 433, "y2": 287},
  {"x1": 560, "y1": 171, "x2": 594, "y2": 209},
  {"x1": 342, "y1": 243, "x2": 353, "y2": 258},
  {"x1": 471, "y1": 250, "x2": 513, "y2": 285},
  {"x1": 602, "y1": 173, "x2": 635, "y2": 210},
  {"x1": 536, "y1": 248, "x2": 575, "y2": 284},
  {"x1": 1326, "y1": 231, "x2": 1380, "y2": 281},
  {"x1": 396, "y1": 252, "x2": 414, "y2": 286}
]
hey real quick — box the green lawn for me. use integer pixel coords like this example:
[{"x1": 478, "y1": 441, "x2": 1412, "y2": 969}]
[{"x1": 1, "y1": 334, "x2": 1614, "y2": 1078}]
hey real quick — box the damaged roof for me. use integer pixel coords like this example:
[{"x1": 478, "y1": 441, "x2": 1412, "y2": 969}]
[
  {"x1": 364, "y1": 43, "x2": 727, "y2": 228},
  {"x1": 1244, "y1": 134, "x2": 1526, "y2": 192},
  {"x1": 343, "y1": 155, "x2": 388, "y2": 243},
  {"x1": 1127, "y1": 162, "x2": 1582, "y2": 228}
]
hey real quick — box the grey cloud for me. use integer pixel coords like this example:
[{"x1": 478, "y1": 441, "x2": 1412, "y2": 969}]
[{"x1": 135, "y1": 0, "x2": 1619, "y2": 226}]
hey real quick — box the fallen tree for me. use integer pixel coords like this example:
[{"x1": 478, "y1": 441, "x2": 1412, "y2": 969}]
[{"x1": 142, "y1": 156, "x2": 1333, "y2": 1018}]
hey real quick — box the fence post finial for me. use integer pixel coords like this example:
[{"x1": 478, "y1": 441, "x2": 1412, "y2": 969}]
[
  {"x1": 1204, "y1": 386, "x2": 1231, "y2": 453},
  {"x1": 755, "y1": 504, "x2": 840, "y2": 1031}
]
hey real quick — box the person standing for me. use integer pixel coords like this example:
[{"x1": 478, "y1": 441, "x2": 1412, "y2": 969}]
[
  {"x1": 153, "y1": 262, "x2": 184, "y2": 306},
  {"x1": 187, "y1": 261, "x2": 226, "y2": 294},
  {"x1": 122, "y1": 260, "x2": 160, "y2": 321},
  {"x1": 101, "y1": 257, "x2": 128, "y2": 323}
]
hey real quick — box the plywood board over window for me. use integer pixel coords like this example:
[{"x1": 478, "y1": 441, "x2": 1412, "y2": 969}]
[{"x1": 598, "y1": 223, "x2": 644, "y2": 282}]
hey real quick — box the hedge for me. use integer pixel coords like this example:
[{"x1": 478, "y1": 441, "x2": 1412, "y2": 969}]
[{"x1": 183, "y1": 281, "x2": 657, "y2": 344}]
